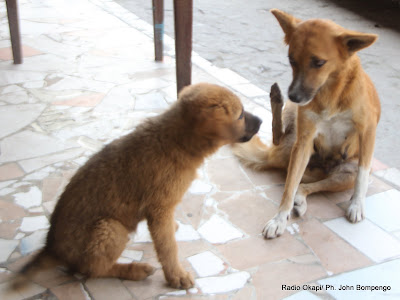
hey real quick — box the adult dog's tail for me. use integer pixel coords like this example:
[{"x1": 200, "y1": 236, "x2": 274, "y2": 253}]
[
  {"x1": 231, "y1": 135, "x2": 271, "y2": 171},
  {"x1": 11, "y1": 249, "x2": 60, "y2": 290}
]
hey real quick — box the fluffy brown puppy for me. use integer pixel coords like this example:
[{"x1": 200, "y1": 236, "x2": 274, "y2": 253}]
[{"x1": 14, "y1": 83, "x2": 261, "y2": 289}]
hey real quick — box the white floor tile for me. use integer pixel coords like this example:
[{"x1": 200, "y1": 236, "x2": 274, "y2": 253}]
[
  {"x1": 366, "y1": 189, "x2": 400, "y2": 232},
  {"x1": 187, "y1": 251, "x2": 225, "y2": 277},
  {"x1": 318, "y1": 259, "x2": 400, "y2": 300},
  {"x1": 198, "y1": 215, "x2": 243, "y2": 244},
  {"x1": 195, "y1": 271, "x2": 250, "y2": 294},
  {"x1": 324, "y1": 218, "x2": 400, "y2": 262}
]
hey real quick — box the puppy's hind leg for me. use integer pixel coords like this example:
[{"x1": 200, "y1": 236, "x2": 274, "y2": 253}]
[{"x1": 81, "y1": 219, "x2": 154, "y2": 281}]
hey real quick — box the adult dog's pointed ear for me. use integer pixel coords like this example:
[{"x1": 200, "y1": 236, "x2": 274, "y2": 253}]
[
  {"x1": 339, "y1": 31, "x2": 378, "y2": 55},
  {"x1": 270, "y1": 9, "x2": 302, "y2": 44}
]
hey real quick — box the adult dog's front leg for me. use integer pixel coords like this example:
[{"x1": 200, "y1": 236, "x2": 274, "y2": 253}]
[
  {"x1": 347, "y1": 125, "x2": 376, "y2": 223},
  {"x1": 147, "y1": 209, "x2": 194, "y2": 289},
  {"x1": 263, "y1": 119, "x2": 315, "y2": 238}
]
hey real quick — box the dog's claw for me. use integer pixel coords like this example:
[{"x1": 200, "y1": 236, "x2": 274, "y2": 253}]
[
  {"x1": 346, "y1": 201, "x2": 365, "y2": 223},
  {"x1": 166, "y1": 269, "x2": 194, "y2": 289},
  {"x1": 262, "y1": 212, "x2": 288, "y2": 239}
]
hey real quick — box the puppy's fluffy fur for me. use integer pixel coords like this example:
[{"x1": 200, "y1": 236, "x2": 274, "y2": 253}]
[{"x1": 14, "y1": 83, "x2": 261, "y2": 289}]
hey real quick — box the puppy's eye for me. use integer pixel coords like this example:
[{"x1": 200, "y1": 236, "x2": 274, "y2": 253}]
[
  {"x1": 238, "y1": 110, "x2": 244, "y2": 120},
  {"x1": 311, "y1": 58, "x2": 326, "y2": 68},
  {"x1": 288, "y1": 56, "x2": 296, "y2": 67}
]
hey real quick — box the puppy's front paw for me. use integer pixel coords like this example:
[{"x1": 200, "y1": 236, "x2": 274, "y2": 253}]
[
  {"x1": 262, "y1": 212, "x2": 289, "y2": 239},
  {"x1": 346, "y1": 200, "x2": 365, "y2": 223},
  {"x1": 166, "y1": 269, "x2": 194, "y2": 289}
]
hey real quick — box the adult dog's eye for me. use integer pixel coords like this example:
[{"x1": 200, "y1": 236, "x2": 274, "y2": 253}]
[
  {"x1": 238, "y1": 110, "x2": 244, "y2": 120},
  {"x1": 311, "y1": 57, "x2": 326, "y2": 68}
]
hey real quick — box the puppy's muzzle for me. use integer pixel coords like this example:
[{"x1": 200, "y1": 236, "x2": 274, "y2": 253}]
[{"x1": 238, "y1": 112, "x2": 262, "y2": 143}]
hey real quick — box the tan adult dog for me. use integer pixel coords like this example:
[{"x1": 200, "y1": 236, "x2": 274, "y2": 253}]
[
  {"x1": 233, "y1": 9, "x2": 380, "y2": 239},
  {"x1": 14, "y1": 83, "x2": 261, "y2": 289}
]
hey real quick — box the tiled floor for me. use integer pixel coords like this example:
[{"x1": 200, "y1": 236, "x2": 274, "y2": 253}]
[{"x1": 1, "y1": 0, "x2": 400, "y2": 299}]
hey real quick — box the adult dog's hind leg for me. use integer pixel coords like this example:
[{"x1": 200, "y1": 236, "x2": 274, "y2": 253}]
[
  {"x1": 270, "y1": 83, "x2": 284, "y2": 145},
  {"x1": 294, "y1": 162, "x2": 357, "y2": 216}
]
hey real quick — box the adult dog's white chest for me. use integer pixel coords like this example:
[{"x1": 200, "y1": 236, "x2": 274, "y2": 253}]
[{"x1": 307, "y1": 110, "x2": 354, "y2": 150}]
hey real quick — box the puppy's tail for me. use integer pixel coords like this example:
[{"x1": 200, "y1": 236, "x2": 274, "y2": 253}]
[
  {"x1": 11, "y1": 249, "x2": 60, "y2": 290},
  {"x1": 231, "y1": 135, "x2": 271, "y2": 171}
]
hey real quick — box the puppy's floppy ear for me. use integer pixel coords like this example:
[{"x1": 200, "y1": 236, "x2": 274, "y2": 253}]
[
  {"x1": 270, "y1": 9, "x2": 302, "y2": 44},
  {"x1": 339, "y1": 31, "x2": 378, "y2": 54}
]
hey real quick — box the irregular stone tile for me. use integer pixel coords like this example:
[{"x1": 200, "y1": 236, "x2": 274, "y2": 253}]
[
  {"x1": 0, "y1": 90, "x2": 32, "y2": 105},
  {"x1": 14, "y1": 186, "x2": 42, "y2": 209},
  {"x1": 0, "y1": 200, "x2": 27, "y2": 221},
  {"x1": 318, "y1": 259, "x2": 400, "y2": 300},
  {"x1": 24, "y1": 166, "x2": 55, "y2": 181},
  {"x1": 207, "y1": 157, "x2": 253, "y2": 192},
  {"x1": 262, "y1": 185, "x2": 285, "y2": 205},
  {"x1": 218, "y1": 235, "x2": 309, "y2": 270},
  {"x1": 51, "y1": 282, "x2": 90, "y2": 300},
  {"x1": 252, "y1": 259, "x2": 326, "y2": 299},
  {"x1": 135, "y1": 92, "x2": 168, "y2": 110},
  {"x1": 324, "y1": 218, "x2": 400, "y2": 262},
  {"x1": 304, "y1": 193, "x2": 345, "y2": 220},
  {"x1": 20, "y1": 230, "x2": 48, "y2": 255},
  {"x1": 232, "y1": 285, "x2": 256, "y2": 300},
  {"x1": 0, "y1": 70, "x2": 47, "y2": 86},
  {"x1": 119, "y1": 249, "x2": 143, "y2": 262},
  {"x1": 46, "y1": 75, "x2": 114, "y2": 93},
  {"x1": 175, "y1": 221, "x2": 201, "y2": 242},
  {"x1": 188, "y1": 179, "x2": 213, "y2": 195},
  {"x1": 43, "y1": 200, "x2": 57, "y2": 215},
  {"x1": 371, "y1": 157, "x2": 389, "y2": 173},
  {"x1": 196, "y1": 272, "x2": 250, "y2": 294},
  {"x1": 1, "y1": 85, "x2": 23, "y2": 94},
  {"x1": 176, "y1": 240, "x2": 211, "y2": 260},
  {"x1": 282, "y1": 291, "x2": 321, "y2": 300},
  {"x1": 198, "y1": 215, "x2": 243, "y2": 244},
  {"x1": 0, "y1": 239, "x2": 19, "y2": 263},
  {"x1": 366, "y1": 175, "x2": 393, "y2": 196},
  {"x1": 179, "y1": 193, "x2": 206, "y2": 229},
  {"x1": 365, "y1": 189, "x2": 400, "y2": 232},
  {"x1": 20, "y1": 216, "x2": 49, "y2": 232},
  {"x1": 93, "y1": 86, "x2": 134, "y2": 114},
  {"x1": 77, "y1": 136, "x2": 103, "y2": 152},
  {"x1": 0, "y1": 281, "x2": 45, "y2": 300},
  {"x1": 42, "y1": 177, "x2": 63, "y2": 202},
  {"x1": 299, "y1": 218, "x2": 372, "y2": 274},
  {"x1": 0, "y1": 268, "x2": 13, "y2": 284},
  {"x1": 0, "y1": 163, "x2": 24, "y2": 181},
  {"x1": 52, "y1": 92, "x2": 105, "y2": 107},
  {"x1": 0, "y1": 104, "x2": 45, "y2": 139},
  {"x1": 123, "y1": 269, "x2": 178, "y2": 299},
  {"x1": 217, "y1": 191, "x2": 276, "y2": 236},
  {"x1": 85, "y1": 278, "x2": 132, "y2": 300},
  {"x1": 375, "y1": 168, "x2": 400, "y2": 188},
  {"x1": 188, "y1": 251, "x2": 226, "y2": 277},
  {"x1": 232, "y1": 83, "x2": 268, "y2": 98},
  {"x1": 19, "y1": 148, "x2": 85, "y2": 172},
  {"x1": 0, "y1": 130, "x2": 77, "y2": 163},
  {"x1": 242, "y1": 167, "x2": 286, "y2": 187},
  {"x1": 0, "y1": 221, "x2": 20, "y2": 239},
  {"x1": 30, "y1": 268, "x2": 75, "y2": 289},
  {"x1": 0, "y1": 46, "x2": 42, "y2": 61}
]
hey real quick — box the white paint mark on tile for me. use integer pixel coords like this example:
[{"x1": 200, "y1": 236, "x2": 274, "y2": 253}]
[
  {"x1": 20, "y1": 216, "x2": 50, "y2": 232},
  {"x1": 324, "y1": 217, "x2": 400, "y2": 262},
  {"x1": 20, "y1": 230, "x2": 48, "y2": 255},
  {"x1": 175, "y1": 221, "x2": 201, "y2": 241},
  {"x1": 189, "y1": 179, "x2": 213, "y2": 194},
  {"x1": 14, "y1": 186, "x2": 42, "y2": 209},
  {"x1": 188, "y1": 251, "x2": 225, "y2": 277},
  {"x1": 121, "y1": 249, "x2": 143, "y2": 261},
  {"x1": 0, "y1": 239, "x2": 19, "y2": 263},
  {"x1": 195, "y1": 271, "x2": 250, "y2": 294},
  {"x1": 198, "y1": 215, "x2": 243, "y2": 244}
]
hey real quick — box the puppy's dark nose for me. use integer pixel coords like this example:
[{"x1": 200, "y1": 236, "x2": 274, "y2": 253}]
[
  {"x1": 238, "y1": 112, "x2": 262, "y2": 143},
  {"x1": 288, "y1": 91, "x2": 301, "y2": 103}
]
